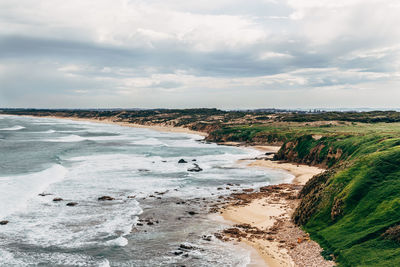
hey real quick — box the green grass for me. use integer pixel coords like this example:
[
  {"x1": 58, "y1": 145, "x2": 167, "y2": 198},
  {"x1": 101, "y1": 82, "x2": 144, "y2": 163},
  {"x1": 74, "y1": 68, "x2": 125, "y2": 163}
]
[{"x1": 211, "y1": 122, "x2": 400, "y2": 266}]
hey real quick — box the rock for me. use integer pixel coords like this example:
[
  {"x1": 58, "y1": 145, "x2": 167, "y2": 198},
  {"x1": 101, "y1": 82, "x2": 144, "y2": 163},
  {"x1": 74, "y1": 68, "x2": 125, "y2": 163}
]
[
  {"x1": 66, "y1": 202, "x2": 78, "y2": 206},
  {"x1": 174, "y1": 251, "x2": 183, "y2": 255},
  {"x1": 242, "y1": 188, "x2": 254, "y2": 192},
  {"x1": 187, "y1": 211, "x2": 198, "y2": 215},
  {"x1": 52, "y1": 197, "x2": 63, "y2": 202},
  {"x1": 147, "y1": 221, "x2": 154, "y2": 225},
  {"x1": 202, "y1": 235, "x2": 212, "y2": 241},
  {"x1": 98, "y1": 196, "x2": 115, "y2": 201},
  {"x1": 187, "y1": 163, "x2": 203, "y2": 172},
  {"x1": 136, "y1": 223, "x2": 143, "y2": 226},
  {"x1": 38, "y1": 193, "x2": 52, "y2": 196},
  {"x1": 178, "y1": 159, "x2": 187, "y2": 163},
  {"x1": 138, "y1": 169, "x2": 150, "y2": 172},
  {"x1": 127, "y1": 195, "x2": 136, "y2": 199},
  {"x1": 179, "y1": 243, "x2": 195, "y2": 250},
  {"x1": 192, "y1": 159, "x2": 197, "y2": 161},
  {"x1": 0, "y1": 220, "x2": 9, "y2": 225}
]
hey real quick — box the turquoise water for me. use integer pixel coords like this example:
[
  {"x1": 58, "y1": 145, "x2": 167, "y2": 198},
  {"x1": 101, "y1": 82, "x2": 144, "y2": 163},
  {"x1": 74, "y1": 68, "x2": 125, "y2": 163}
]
[{"x1": 0, "y1": 115, "x2": 291, "y2": 266}]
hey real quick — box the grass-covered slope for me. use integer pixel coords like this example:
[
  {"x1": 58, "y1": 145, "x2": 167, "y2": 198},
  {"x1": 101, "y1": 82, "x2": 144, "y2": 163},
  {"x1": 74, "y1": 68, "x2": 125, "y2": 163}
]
[
  {"x1": 294, "y1": 141, "x2": 400, "y2": 266},
  {"x1": 210, "y1": 122, "x2": 400, "y2": 266}
]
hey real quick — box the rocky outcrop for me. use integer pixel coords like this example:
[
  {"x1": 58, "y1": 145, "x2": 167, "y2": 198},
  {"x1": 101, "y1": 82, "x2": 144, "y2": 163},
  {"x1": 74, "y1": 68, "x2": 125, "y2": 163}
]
[
  {"x1": 187, "y1": 163, "x2": 203, "y2": 172},
  {"x1": 292, "y1": 170, "x2": 335, "y2": 225},
  {"x1": 98, "y1": 196, "x2": 115, "y2": 201},
  {"x1": 382, "y1": 225, "x2": 400, "y2": 242},
  {"x1": 274, "y1": 137, "x2": 344, "y2": 168}
]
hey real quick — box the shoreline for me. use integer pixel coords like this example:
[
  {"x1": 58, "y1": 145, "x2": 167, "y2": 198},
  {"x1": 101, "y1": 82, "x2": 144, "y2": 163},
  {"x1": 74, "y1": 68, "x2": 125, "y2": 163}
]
[
  {"x1": 14, "y1": 114, "x2": 332, "y2": 266},
  {"x1": 217, "y1": 150, "x2": 333, "y2": 266},
  {"x1": 19, "y1": 115, "x2": 208, "y2": 137}
]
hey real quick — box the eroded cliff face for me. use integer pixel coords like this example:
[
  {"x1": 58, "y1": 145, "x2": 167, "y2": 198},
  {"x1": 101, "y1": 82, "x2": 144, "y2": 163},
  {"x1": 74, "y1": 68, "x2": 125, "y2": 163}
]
[
  {"x1": 292, "y1": 169, "x2": 340, "y2": 225},
  {"x1": 274, "y1": 138, "x2": 343, "y2": 168}
]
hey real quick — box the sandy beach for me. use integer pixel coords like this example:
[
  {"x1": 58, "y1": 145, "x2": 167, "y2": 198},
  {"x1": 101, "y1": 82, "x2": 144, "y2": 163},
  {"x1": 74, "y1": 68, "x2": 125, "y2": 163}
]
[
  {"x1": 23, "y1": 115, "x2": 208, "y2": 137},
  {"x1": 216, "y1": 147, "x2": 334, "y2": 267}
]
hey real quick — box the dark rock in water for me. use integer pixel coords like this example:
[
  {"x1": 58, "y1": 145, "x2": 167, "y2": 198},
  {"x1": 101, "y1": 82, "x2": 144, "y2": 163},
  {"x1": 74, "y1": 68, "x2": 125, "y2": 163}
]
[
  {"x1": 192, "y1": 159, "x2": 197, "y2": 161},
  {"x1": 66, "y1": 202, "x2": 78, "y2": 206},
  {"x1": 127, "y1": 195, "x2": 136, "y2": 199},
  {"x1": 265, "y1": 152, "x2": 275, "y2": 156},
  {"x1": 174, "y1": 251, "x2": 184, "y2": 255},
  {"x1": 162, "y1": 160, "x2": 167, "y2": 163},
  {"x1": 136, "y1": 223, "x2": 143, "y2": 226},
  {"x1": 187, "y1": 211, "x2": 198, "y2": 216},
  {"x1": 0, "y1": 220, "x2": 9, "y2": 225},
  {"x1": 178, "y1": 159, "x2": 187, "y2": 163},
  {"x1": 38, "y1": 193, "x2": 52, "y2": 197},
  {"x1": 147, "y1": 221, "x2": 154, "y2": 225},
  {"x1": 53, "y1": 197, "x2": 63, "y2": 202},
  {"x1": 98, "y1": 196, "x2": 115, "y2": 201},
  {"x1": 155, "y1": 190, "x2": 168, "y2": 195},
  {"x1": 138, "y1": 168, "x2": 150, "y2": 172},
  {"x1": 202, "y1": 235, "x2": 212, "y2": 241},
  {"x1": 179, "y1": 243, "x2": 195, "y2": 250},
  {"x1": 187, "y1": 163, "x2": 203, "y2": 172}
]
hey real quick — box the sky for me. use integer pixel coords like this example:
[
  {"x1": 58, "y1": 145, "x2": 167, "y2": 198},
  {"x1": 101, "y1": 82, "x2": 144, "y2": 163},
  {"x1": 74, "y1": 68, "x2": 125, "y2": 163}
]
[{"x1": 1, "y1": 0, "x2": 400, "y2": 109}]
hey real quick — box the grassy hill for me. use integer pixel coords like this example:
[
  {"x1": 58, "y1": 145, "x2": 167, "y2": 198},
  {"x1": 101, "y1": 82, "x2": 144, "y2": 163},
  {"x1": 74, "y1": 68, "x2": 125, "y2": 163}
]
[{"x1": 210, "y1": 121, "x2": 400, "y2": 266}]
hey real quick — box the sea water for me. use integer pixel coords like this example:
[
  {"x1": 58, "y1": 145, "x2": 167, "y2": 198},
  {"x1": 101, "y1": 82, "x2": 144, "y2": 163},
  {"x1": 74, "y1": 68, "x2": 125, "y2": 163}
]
[{"x1": 0, "y1": 115, "x2": 292, "y2": 266}]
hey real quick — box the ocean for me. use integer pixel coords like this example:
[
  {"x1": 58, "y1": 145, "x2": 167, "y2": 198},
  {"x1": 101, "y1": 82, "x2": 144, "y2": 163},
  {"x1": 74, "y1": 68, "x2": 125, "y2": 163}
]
[{"x1": 0, "y1": 115, "x2": 292, "y2": 266}]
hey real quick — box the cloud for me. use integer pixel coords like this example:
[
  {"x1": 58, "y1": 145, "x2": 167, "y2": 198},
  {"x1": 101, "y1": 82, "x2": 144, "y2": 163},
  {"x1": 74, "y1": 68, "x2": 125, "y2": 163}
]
[{"x1": 0, "y1": 0, "x2": 399, "y2": 108}]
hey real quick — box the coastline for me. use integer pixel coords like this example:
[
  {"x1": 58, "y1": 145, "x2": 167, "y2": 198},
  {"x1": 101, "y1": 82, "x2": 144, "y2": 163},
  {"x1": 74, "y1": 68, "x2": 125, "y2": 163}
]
[
  {"x1": 216, "y1": 148, "x2": 333, "y2": 267},
  {"x1": 20, "y1": 115, "x2": 208, "y2": 137},
  {"x1": 15, "y1": 114, "x2": 332, "y2": 266}
]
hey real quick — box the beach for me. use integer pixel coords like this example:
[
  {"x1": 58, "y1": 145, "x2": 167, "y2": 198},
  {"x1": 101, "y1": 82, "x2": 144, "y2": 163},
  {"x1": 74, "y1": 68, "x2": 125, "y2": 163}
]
[
  {"x1": 1, "y1": 114, "x2": 333, "y2": 266},
  {"x1": 47, "y1": 115, "x2": 334, "y2": 266},
  {"x1": 218, "y1": 153, "x2": 334, "y2": 267}
]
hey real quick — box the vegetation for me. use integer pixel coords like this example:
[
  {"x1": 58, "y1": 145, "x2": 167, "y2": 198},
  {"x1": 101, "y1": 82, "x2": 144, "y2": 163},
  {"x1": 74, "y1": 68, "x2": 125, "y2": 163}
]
[
  {"x1": 211, "y1": 121, "x2": 400, "y2": 266},
  {"x1": 2, "y1": 108, "x2": 400, "y2": 265}
]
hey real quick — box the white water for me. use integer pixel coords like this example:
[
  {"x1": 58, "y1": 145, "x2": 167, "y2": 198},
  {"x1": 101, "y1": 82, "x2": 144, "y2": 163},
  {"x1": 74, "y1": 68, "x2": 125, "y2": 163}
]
[
  {"x1": 0, "y1": 115, "x2": 291, "y2": 266},
  {"x1": 0, "y1": 125, "x2": 25, "y2": 131},
  {"x1": 0, "y1": 164, "x2": 67, "y2": 218}
]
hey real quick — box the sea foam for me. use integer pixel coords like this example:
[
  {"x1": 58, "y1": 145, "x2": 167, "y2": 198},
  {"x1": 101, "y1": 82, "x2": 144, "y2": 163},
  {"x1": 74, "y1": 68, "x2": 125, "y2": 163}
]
[
  {"x1": 0, "y1": 125, "x2": 25, "y2": 131},
  {"x1": 0, "y1": 164, "x2": 67, "y2": 218}
]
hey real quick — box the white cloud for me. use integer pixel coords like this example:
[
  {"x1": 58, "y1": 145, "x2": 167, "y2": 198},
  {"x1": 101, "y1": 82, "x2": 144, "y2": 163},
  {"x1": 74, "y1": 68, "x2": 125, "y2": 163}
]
[{"x1": 0, "y1": 0, "x2": 400, "y2": 108}]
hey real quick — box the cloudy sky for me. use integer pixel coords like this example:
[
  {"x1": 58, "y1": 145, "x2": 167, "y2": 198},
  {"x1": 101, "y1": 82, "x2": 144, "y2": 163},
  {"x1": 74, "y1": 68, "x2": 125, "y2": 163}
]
[{"x1": 1, "y1": 0, "x2": 399, "y2": 109}]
